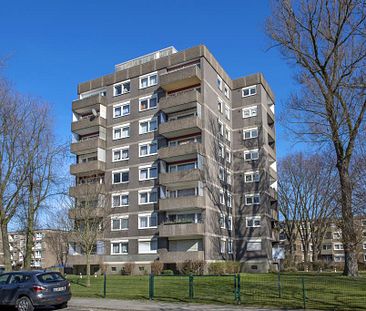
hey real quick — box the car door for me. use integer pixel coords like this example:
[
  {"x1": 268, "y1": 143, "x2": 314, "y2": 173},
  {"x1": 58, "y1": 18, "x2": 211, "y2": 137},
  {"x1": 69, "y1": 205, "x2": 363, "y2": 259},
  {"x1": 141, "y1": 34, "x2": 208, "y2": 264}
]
[
  {"x1": 0, "y1": 273, "x2": 10, "y2": 304},
  {"x1": 2, "y1": 273, "x2": 30, "y2": 305}
]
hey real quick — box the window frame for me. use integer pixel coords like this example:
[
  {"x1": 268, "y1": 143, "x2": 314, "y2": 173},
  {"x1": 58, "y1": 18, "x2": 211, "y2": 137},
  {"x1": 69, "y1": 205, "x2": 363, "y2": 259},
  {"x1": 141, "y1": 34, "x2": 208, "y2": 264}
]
[
  {"x1": 111, "y1": 216, "x2": 129, "y2": 231},
  {"x1": 138, "y1": 188, "x2": 158, "y2": 205},
  {"x1": 113, "y1": 123, "x2": 130, "y2": 140},
  {"x1": 113, "y1": 101, "x2": 130, "y2": 118},
  {"x1": 112, "y1": 146, "x2": 129, "y2": 162},
  {"x1": 110, "y1": 240, "x2": 128, "y2": 255},
  {"x1": 138, "y1": 212, "x2": 158, "y2": 229},
  {"x1": 244, "y1": 171, "x2": 260, "y2": 183},
  {"x1": 139, "y1": 165, "x2": 158, "y2": 181},
  {"x1": 244, "y1": 149, "x2": 259, "y2": 161},
  {"x1": 243, "y1": 127, "x2": 258, "y2": 140},
  {"x1": 113, "y1": 80, "x2": 131, "y2": 97},
  {"x1": 112, "y1": 169, "x2": 130, "y2": 184},
  {"x1": 246, "y1": 216, "x2": 261, "y2": 228},
  {"x1": 138, "y1": 238, "x2": 158, "y2": 254},
  {"x1": 247, "y1": 239, "x2": 262, "y2": 251},
  {"x1": 139, "y1": 140, "x2": 158, "y2": 157},
  {"x1": 139, "y1": 117, "x2": 158, "y2": 134},
  {"x1": 242, "y1": 85, "x2": 257, "y2": 97},
  {"x1": 245, "y1": 194, "x2": 260, "y2": 205},
  {"x1": 139, "y1": 72, "x2": 158, "y2": 89},
  {"x1": 111, "y1": 192, "x2": 129, "y2": 208},
  {"x1": 242, "y1": 106, "x2": 258, "y2": 119}
]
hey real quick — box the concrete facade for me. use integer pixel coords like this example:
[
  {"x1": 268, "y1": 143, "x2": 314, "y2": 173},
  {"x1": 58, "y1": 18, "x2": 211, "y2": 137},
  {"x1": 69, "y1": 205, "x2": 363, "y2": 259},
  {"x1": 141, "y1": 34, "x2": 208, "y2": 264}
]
[{"x1": 69, "y1": 45, "x2": 278, "y2": 274}]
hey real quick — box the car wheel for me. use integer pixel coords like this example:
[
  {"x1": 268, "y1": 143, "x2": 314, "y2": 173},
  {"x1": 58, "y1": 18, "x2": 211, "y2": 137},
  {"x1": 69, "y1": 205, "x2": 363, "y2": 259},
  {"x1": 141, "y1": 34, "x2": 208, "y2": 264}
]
[{"x1": 16, "y1": 296, "x2": 34, "y2": 311}]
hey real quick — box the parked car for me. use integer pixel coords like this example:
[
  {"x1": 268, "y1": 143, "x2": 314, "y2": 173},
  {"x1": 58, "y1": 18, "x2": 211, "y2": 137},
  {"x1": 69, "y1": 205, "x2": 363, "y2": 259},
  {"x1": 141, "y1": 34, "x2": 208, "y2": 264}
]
[{"x1": 0, "y1": 270, "x2": 71, "y2": 311}]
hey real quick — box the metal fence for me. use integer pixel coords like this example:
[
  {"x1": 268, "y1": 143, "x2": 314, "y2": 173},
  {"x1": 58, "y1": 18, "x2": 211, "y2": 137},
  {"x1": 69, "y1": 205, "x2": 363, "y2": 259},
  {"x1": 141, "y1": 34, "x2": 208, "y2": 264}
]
[{"x1": 69, "y1": 273, "x2": 366, "y2": 310}]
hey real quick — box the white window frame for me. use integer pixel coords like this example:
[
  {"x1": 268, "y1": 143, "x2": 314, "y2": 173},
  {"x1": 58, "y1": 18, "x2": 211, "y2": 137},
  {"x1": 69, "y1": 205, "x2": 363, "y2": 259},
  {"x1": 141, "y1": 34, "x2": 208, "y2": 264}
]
[
  {"x1": 242, "y1": 106, "x2": 258, "y2": 119},
  {"x1": 139, "y1": 72, "x2": 158, "y2": 89},
  {"x1": 112, "y1": 147, "x2": 129, "y2": 162},
  {"x1": 244, "y1": 171, "x2": 260, "y2": 183},
  {"x1": 243, "y1": 127, "x2": 258, "y2": 140},
  {"x1": 224, "y1": 84, "x2": 230, "y2": 99},
  {"x1": 217, "y1": 75, "x2": 223, "y2": 90},
  {"x1": 111, "y1": 216, "x2": 129, "y2": 231},
  {"x1": 139, "y1": 140, "x2": 158, "y2": 157},
  {"x1": 139, "y1": 94, "x2": 158, "y2": 112},
  {"x1": 363, "y1": 243, "x2": 366, "y2": 250},
  {"x1": 138, "y1": 212, "x2": 158, "y2": 229},
  {"x1": 113, "y1": 101, "x2": 130, "y2": 118},
  {"x1": 110, "y1": 240, "x2": 128, "y2": 255},
  {"x1": 138, "y1": 238, "x2": 158, "y2": 254},
  {"x1": 333, "y1": 243, "x2": 344, "y2": 250},
  {"x1": 245, "y1": 194, "x2": 260, "y2": 205},
  {"x1": 246, "y1": 216, "x2": 261, "y2": 228},
  {"x1": 139, "y1": 117, "x2": 158, "y2": 134},
  {"x1": 225, "y1": 105, "x2": 231, "y2": 120},
  {"x1": 220, "y1": 238, "x2": 226, "y2": 254},
  {"x1": 138, "y1": 188, "x2": 158, "y2": 204},
  {"x1": 218, "y1": 97, "x2": 223, "y2": 113},
  {"x1": 228, "y1": 239, "x2": 233, "y2": 254},
  {"x1": 247, "y1": 239, "x2": 262, "y2": 251},
  {"x1": 139, "y1": 165, "x2": 158, "y2": 181},
  {"x1": 244, "y1": 149, "x2": 259, "y2": 161},
  {"x1": 113, "y1": 80, "x2": 130, "y2": 96},
  {"x1": 112, "y1": 169, "x2": 129, "y2": 184},
  {"x1": 113, "y1": 123, "x2": 130, "y2": 140},
  {"x1": 242, "y1": 85, "x2": 257, "y2": 97},
  {"x1": 111, "y1": 192, "x2": 129, "y2": 208}
]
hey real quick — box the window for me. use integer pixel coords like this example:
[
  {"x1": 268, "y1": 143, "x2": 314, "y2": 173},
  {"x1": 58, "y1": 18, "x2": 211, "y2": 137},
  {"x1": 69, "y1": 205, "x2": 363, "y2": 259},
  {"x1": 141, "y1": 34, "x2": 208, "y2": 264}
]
[
  {"x1": 139, "y1": 188, "x2": 158, "y2": 204},
  {"x1": 139, "y1": 95, "x2": 158, "y2": 111},
  {"x1": 225, "y1": 105, "x2": 230, "y2": 120},
  {"x1": 111, "y1": 216, "x2": 128, "y2": 231},
  {"x1": 113, "y1": 123, "x2": 130, "y2": 140},
  {"x1": 139, "y1": 165, "x2": 158, "y2": 181},
  {"x1": 220, "y1": 239, "x2": 226, "y2": 254},
  {"x1": 217, "y1": 75, "x2": 223, "y2": 90},
  {"x1": 244, "y1": 171, "x2": 260, "y2": 183},
  {"x1": 112, "y1": 147, "x2": 129, "y2": 162},
  {"x1": 139, "y1": 141, "x2": 158, "y2": 157},
  {"x1": 218, "y1": 120, "x2": 224, "y2": 136},
  {"x1": 220, "y1": 215, "x2": 232, "y2": 230},
  {"x1": 167, "y1": 188, "x2": 198, "y2": 198},
  {"x1": 322, "y1": 244, "x2": 332, "y2": 250},
  {"x1": 363, "y1": 243, "x2": 366, "y2": 250},
  {"x1": 242, "y1": 85, "x2": 257, "y2": 97},
  {"x1": 245, "y1": 194, "x2": 260, "y2": 205},
  {"x1": 243, "y1": 128, "x2": 258, "y2": 140},
  {"x1": 334, "y1": 255, "x2": 345, "y2": 262},
  {"x1": 139, "y1": 118, "x2": 158, "y2": 134},
  {"x1": 224, "y1": 84, "x2": 230, "y2": 99},
  {"x1": 333, "y1": 243, "x2": 344, "y2": 250},
  {"x1": 244, "y1": 149, "x2": 259, "y2": 161},
  {"x1": 112, "y1": 169, "x2": 129, "y2": 184},
  {"x1": 112, "y1": 192, "x2": 129, "y2": 208},
  {"x1": 220, "y1": 192, "x2": 232, "y2": 207},
  {"x1": 228, "y1": 239, "x2": 233, "y2": 254},
  {"x1": 111, "y1": 241, "x2": 128, "y2": 255},
  {"x1": 113, "y1": 80, "x2": 130, "y2": 96},
  {"x1": 225, "y1": 127, "x2": 231, "y2": 141},
  {"x1": 138, "y1": 213, "x2": 158, "y2": 229},
  {"x1": 333, "y1": 232, "x2": 341, "y2": 239},
  {"x1": 247, "y1": 239, "x2": 262, "y2": 251},
  {"x1": 218, "y1": 144, "x2": 224, "y2": 158},
  {"x1": 225, "y1": 149, "x2": 231, "y2": 163},
  {"x1": 242, "y1": 106, "x2": 258, "y2": 118},
  {"x1": 139, "y1": 72, "x2": 158, "y2": 89},
  {"x1": 138, "y1": 239, "x2": 158, "y2": 254},
  {"x1": 218, "y1": 98, "x2": 223, "y2": 113},
  {"x1": 246, "y1": 216, "x2": 261, "y2": 227},
  {"x1": 113, "y1": 102, "x2": 130, "y2": 118},
  {"x1": 168, "y1": 161, "x2": 197, "y2": 172}
]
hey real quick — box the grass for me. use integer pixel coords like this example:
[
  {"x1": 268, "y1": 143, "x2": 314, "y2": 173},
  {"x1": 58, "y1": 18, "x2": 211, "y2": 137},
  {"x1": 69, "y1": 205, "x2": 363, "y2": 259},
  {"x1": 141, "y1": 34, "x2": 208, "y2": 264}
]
[{"x1": 66, "y1": 272, "x2": 366, "y2": 310}]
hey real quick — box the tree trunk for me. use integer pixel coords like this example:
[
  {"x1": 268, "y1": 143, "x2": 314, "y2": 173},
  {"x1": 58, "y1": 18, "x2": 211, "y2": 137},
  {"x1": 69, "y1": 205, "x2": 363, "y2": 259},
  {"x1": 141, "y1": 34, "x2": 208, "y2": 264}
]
[
  {"x1": 338, "y1": 164, "x2": 358, "y2": 276},
  {"x1": 23, "y1": 205, "x2": 35, "y2": 270},
  {"x1": 1, "y1": 220, "x2": 11, "y2": 271},
  {"x1": 86, "y1": 252, "x2": 91, "y2": 287}
]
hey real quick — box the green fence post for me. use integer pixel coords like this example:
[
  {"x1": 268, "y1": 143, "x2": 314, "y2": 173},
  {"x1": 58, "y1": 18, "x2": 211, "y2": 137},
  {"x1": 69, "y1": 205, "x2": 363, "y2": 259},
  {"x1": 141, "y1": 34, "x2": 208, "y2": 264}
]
[
  {"x1": 277, "y1": 268, "x2": 281, "y2": 298},
  {"x1": 237, "y1": 274, "x2": 241, "y2": 304},
  {"x1": 103, "y1": 273, "x2": 107, "y2": 298},
  {"x1": 189, "y1": 275, "x2": 194, "y2": 300},
  {"x1": 149, "y1": 274, "x2": 154, "y2": 300},
  {"x1": 234, "y1": 274, "x2": 237, "y2": 301},
  {"x1": 302, "y1": 277, "x2": 306, "y2": 309}
]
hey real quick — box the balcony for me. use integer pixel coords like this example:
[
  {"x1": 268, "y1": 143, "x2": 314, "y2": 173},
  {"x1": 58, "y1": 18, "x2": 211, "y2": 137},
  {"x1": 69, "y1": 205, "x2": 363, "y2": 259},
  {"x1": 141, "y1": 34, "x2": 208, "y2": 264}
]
[
  {"x1": 159, "y1": 222, "x2": 204, "y2": 238},
  {"x1": 70, "y1": 160, "x2": 106, "y2": 176},
  {"x1": 72, "y1": 116, "x2": 106, "y2": 136},
  {"x1": 69, "y1": 184, "x2": 106, "y2": 197},
  {"x1": 68, "y1": 254, "x2": 103, "y2": 265},
  {"x1": 159, "y1": 89, "x2": 202, "y2": 114},
  {"x1": 159, "y1": 143, "x2": 204, "y2": 162},
  {"x1": 160, "y1": 65, "x2": 202, "y2": 92},
  {"x1": 158, "y1": 250, "x2": 204, "y2": 263},
  {"x1": 159, "y1": 196, "x2": 205, "y2": 212},
  {"x1": 159, "y1": 116, "x2": 202, "y2": 139},
  {"x1": 269, "y1": 188, "x2": 278, "y2": 201},
  {"x1": 72, "y1": 94, "x2": 107, "y2": 113},
  {"x1": 159, "y1": 169, "x2": 201, "y2": 186},
  {"x1": 71, "y1": 137, "x2": 106, "y2": 155},
  {"x1": 69, "y1": 207, "x2": 105, "y2": 219}
]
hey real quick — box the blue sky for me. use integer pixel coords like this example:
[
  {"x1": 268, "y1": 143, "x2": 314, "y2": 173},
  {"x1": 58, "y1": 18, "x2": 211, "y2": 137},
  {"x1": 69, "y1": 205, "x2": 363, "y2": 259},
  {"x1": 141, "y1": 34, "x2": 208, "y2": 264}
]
[{"x1": 0, "y1": 0, "x2": 297, "y2": 158}]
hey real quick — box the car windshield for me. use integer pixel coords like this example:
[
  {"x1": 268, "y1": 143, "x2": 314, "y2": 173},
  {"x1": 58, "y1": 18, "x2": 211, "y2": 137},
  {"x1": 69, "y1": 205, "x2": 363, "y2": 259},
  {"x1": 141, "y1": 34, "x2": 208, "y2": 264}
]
[{"x1": 37, "y1": 272, "x2": 65, "y2": 283}]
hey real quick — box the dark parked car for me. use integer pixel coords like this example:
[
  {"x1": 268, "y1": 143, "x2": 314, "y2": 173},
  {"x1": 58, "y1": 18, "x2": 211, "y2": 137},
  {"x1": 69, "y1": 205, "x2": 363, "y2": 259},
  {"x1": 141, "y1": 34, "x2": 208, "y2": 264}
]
[{"x1": 0, "y1": 270, "x2": 71, "y2": 311}]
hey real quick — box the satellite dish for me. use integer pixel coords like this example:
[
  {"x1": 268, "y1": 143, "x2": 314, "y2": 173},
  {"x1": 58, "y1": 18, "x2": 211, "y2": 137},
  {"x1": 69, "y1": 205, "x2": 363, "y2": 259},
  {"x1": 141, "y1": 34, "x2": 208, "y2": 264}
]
[{"x1": 91, "y1": 109, "x2": 98, "y2": 117}]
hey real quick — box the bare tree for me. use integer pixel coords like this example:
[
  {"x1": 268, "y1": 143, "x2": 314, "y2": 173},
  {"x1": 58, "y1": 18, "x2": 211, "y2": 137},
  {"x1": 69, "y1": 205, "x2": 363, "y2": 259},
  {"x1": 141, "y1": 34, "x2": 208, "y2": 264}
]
[
  {"x1": 267, "y1": 0, "x2": 366, "y2": 276},
  {"x1": 0, "y1": 79, "x2": 48, "y2": 271},
  {"x1": 67, "y1": 183, "x2": 108, "y2": 287},
  {"x1": 278, "y1": 153, "x2": 338, "y2": 267}
]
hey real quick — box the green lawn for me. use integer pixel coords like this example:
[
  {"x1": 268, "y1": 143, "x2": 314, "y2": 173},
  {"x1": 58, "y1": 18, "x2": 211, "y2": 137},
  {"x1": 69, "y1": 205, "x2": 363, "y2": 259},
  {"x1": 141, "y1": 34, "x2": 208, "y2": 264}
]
[{"x1": 66, "y1": 273, "x2": 366, "y2": 310}]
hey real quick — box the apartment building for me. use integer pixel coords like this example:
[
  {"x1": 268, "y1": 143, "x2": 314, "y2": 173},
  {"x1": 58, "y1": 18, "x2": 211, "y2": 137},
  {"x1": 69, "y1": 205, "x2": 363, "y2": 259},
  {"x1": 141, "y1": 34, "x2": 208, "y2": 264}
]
[
  {"x1": 69, "y1": 45, "x2": 278, "y2": 274},
  {"x1": 8, "y1": 230, "x2": 62, "y2": 269}
]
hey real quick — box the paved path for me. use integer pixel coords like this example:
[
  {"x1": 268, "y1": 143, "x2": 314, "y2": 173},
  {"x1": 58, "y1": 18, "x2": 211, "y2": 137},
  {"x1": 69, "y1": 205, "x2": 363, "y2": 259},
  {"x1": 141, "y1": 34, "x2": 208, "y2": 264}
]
[{"x1": 67, "y1": 297, "x2": 302, "y2": 311}]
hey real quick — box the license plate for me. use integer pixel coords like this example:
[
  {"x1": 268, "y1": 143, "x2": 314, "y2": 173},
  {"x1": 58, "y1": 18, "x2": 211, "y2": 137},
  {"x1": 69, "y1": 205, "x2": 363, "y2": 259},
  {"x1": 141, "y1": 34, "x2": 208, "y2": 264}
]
[{"x1": 53, "y1": 286, "x2": 66, "y2": 292}]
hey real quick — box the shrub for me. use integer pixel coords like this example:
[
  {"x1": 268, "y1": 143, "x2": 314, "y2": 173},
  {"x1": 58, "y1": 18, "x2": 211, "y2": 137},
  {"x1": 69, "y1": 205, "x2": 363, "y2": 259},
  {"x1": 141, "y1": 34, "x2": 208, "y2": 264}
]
[
  {"x1": 225, "y1": 261, "x2": 241, "y2": 274},
  {"x1": 123, "y1": 263, "x2": 135, "y2": 275},
  {"x1": 177, "y1": 260, "x2": 205, "y2": 275},
  {"x1": 161, "y1": 269, "x2": 174, "y2": 275},
  {"x1": 312, "y1": 260, "x2": 326, "y2": 271},
  {"x1": 151, "y1": 261, "x2": 164, "y2": 275},
  {"x1": 207, "y1": 262, "x2": 226, "y2": 275}
]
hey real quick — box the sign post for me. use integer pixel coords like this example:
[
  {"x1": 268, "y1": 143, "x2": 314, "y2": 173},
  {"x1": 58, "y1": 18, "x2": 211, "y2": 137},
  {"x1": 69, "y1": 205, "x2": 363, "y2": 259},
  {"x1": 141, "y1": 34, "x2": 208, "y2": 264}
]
[{"x1": 272, "y1": 245, "x2": 285, "y2": 298}]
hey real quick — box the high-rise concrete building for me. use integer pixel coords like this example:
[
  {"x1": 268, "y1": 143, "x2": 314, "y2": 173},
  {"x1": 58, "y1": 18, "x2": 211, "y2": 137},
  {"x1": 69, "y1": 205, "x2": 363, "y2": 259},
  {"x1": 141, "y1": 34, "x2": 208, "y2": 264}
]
[{"x1": 69, "y1": 45, "x2": 278, "y2": 274}]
